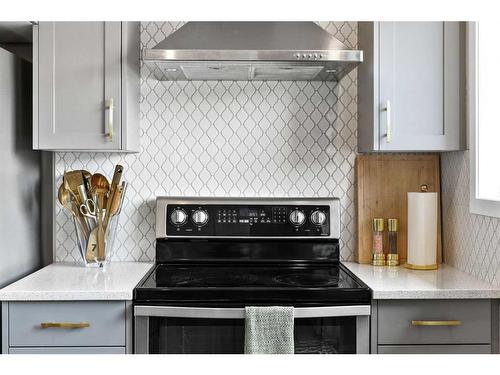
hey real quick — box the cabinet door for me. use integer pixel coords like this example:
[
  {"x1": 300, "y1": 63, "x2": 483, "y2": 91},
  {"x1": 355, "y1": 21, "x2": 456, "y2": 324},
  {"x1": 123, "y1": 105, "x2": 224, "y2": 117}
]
[
  {"x1": 9, "y1": 301, "x2": 125, "y2": 347},
  {"x1": 378, "y1": 345, "x2": 491, "y2": 354},
  {"x1": 378, "y1": 22, "x2": 461, "y2": 151},
  {"x1": 377, "y1": 299, "x2": 491, "y2": 345},
  {"x1": 35, "y1": 22, "x2": 122, "y2": 150},
  {"x1": 9, "y1": 346, "x2": 126, "y2": 354}
]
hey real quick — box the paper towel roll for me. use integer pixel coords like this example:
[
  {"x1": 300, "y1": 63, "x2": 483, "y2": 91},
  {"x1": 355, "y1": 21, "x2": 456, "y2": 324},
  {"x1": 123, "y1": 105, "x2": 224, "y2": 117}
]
[{"x1": 406, "y1": 191, "x2": 438, "y2": 270}]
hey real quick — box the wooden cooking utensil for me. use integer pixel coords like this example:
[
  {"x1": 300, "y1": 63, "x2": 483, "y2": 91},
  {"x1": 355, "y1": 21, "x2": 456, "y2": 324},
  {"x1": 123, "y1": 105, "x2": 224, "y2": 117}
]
[
  {"x1": 103, "y1": 165, "x2": 123, "y2": 229},
  {"x1": 107, "y1": 166, "x2": 123, "y2": 203},
  {"x1": 102, "y1": 165, "x2": 123, "y2": 260},
  {"x1": 86, "y1": 228, "x2": 98, "y2": 262},
  {"x1": 118, "y1": 181, "x2": 127, "y2": 211},
  {"x1": 104, "y1": 183, "x2": 124, "y2": 237},
  {"x1": 91, "y1": 173, "x2": 110, "y2": 260},
  {"x1": 109, "y1": 184, "x2": 124, "y2": 216}
]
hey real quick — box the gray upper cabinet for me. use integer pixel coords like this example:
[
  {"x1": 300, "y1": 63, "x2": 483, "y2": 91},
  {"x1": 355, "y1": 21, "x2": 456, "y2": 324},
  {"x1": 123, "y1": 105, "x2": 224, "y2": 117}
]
[
  {"x1": 33, "y1": 22, "x2": 140, "y2": 152},
  {"x1": 358, "y1": 22, "x2": 465, "y2": 152}
]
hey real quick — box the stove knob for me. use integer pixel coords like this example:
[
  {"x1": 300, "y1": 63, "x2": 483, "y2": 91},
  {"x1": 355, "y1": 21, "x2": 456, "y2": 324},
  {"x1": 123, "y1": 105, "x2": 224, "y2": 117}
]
[
  {"x1": 289, "y1": 210, "x2": 305, "y2": 226},
  {"x1": 192, "y1": 209, "x2": 209, "y2": 226},
  {"x1": 170, "y1": 209, "x2": 187, "y2": 225},
  {"x1": 310, "y1": 210, "x2": 327, "y2": 226}
]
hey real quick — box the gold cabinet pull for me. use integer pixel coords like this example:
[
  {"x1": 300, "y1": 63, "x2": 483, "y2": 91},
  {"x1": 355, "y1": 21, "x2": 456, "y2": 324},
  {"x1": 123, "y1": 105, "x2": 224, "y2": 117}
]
[
  {"x1": 40, "y1": 322, "x2": 90, "y2": 329},
  {"x1": 105, "y1": 98, "x2": 114, "y2": 141},
  {"x1": 411, "y1": 320, "x2": 462, "y2": 327},
  {"x1": 384, "y1": 99, "x2": 392, "y2": 143}
]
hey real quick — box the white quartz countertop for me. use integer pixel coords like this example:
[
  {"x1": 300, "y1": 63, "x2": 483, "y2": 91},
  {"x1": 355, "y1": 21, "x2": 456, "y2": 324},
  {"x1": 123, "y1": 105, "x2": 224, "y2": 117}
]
[
  {"x1": 2, "y1": 260, "x2": 498, "y2": 301},
  {"x1": 343, "y1": 262, "x2": 500, "y2": 299},
  {"x1": 0, "y1": 262, "x2": 153, "y2": 301}
]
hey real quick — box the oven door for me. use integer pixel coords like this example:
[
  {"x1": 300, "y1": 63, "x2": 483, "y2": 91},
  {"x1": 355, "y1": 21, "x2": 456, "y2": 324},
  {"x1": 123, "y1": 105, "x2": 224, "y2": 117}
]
[{"x1": 134, "y1": 305, "x2": 370, "y2": 354}]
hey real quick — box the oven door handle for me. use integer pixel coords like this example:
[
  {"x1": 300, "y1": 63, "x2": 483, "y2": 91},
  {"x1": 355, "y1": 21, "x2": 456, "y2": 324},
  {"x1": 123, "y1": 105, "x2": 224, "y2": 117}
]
[{"x1": 134, "y1": 305, "x2": 371, "y2": 319}]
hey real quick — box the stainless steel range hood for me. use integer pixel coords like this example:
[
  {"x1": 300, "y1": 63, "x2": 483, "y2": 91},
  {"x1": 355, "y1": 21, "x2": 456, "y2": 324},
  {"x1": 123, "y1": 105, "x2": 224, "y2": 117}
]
[{"x1": 143, "y1": 22, "x2": 362, "y2": 82}]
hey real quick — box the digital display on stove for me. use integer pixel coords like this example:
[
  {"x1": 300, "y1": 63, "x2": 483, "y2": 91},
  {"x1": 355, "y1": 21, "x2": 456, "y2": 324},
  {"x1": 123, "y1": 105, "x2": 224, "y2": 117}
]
[{"x1": 165, "y1": 204, "x2": 330, "y2": 237}]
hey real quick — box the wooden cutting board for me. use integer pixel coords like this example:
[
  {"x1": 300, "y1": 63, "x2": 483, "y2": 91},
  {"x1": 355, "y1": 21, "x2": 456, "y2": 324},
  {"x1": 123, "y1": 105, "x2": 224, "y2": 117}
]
[{"x1": 356, "y1": 154, "x2": 442, "y2": 264}]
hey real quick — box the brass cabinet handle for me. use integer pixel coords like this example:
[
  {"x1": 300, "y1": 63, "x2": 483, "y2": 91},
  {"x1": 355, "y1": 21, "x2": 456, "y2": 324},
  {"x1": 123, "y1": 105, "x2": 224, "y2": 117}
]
[
  {"x1": 411, "y1": 320, "x2": 462, "y2": 327},
  {"x1": 384, "y1": 100, "x2": 392, "y2": 143},
  {"x1": 106, "y1": 98, "x2": 114, "y2": 141},
  {"x1": 40, "y1": 322, "x2": 90, "y2": 329}
]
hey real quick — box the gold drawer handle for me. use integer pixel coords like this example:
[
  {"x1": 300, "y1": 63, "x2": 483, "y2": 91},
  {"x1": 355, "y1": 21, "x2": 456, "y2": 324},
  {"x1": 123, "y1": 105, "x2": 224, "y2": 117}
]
[
  {"x1": 411, "y1": 320, "x2": 462, "y2": 327},
  {"x1": 40, "y1": 322, "x2": 90, "y2": 329}
]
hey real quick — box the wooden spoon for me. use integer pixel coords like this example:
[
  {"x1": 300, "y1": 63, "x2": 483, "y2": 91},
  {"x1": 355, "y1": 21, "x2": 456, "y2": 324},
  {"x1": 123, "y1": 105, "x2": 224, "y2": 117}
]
[{"x1": 91, "y1": 173, "x2": 110, "y2": 261}]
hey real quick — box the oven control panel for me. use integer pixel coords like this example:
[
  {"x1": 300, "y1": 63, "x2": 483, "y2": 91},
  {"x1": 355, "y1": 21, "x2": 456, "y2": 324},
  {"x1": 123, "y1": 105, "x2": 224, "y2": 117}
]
[{"x1": 160, "y1": 198, "x2": 339, "y2": 238}]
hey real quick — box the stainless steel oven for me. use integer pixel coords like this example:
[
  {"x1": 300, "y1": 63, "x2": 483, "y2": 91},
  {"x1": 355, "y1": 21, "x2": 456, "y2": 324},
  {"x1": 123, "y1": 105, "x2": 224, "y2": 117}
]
[
  {"x1": 133, "y1": 197, "x2": 372, "y2": 354},
  {"x1": 134, "y1": 305, "x2": 370, "y2": 354}
]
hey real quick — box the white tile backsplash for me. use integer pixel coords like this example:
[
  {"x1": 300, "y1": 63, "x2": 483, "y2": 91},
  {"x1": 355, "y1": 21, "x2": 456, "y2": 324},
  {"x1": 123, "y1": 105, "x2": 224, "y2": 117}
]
[
  {"x1": 442, "y1": 151, "x2": 500, "y2": 285},
  {"x1": 54, "y1": 22, "x2": 359, "y2": 262}
]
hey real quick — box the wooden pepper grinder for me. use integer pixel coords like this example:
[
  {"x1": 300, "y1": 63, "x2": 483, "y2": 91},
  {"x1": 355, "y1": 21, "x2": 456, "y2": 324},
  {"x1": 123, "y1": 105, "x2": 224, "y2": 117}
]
[{"x1": 387, "y1": 218, "x2": 399, "y2": 266}]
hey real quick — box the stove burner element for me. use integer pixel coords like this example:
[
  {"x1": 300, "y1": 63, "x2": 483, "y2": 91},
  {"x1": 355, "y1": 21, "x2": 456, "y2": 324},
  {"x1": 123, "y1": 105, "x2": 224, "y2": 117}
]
[{"x1": 274, "y1": 273, "x2": 340, "y2": 287}]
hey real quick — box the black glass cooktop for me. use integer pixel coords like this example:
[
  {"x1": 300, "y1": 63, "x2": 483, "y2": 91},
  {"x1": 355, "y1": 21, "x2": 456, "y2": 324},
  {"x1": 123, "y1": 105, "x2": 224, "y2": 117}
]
[{"x1": 134, "y1": 263, "x2": 371, "y2": 305}]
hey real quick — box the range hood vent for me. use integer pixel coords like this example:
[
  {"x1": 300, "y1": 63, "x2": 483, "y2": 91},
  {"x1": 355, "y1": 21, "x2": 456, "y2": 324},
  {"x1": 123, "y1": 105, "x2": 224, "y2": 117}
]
[{"x1": 143, "y1": 22, "x2": 362, "y2": 82}]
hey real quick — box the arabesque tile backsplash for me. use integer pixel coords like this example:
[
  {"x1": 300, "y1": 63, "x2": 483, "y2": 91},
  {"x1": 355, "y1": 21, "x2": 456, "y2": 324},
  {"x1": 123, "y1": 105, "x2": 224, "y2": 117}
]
[{"x1": 54, "y1": 22, "x2": 360, "y2": 262}]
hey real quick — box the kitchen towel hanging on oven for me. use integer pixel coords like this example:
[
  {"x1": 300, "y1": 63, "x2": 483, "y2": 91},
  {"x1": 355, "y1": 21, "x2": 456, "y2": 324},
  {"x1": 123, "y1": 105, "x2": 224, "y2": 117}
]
[{"x1": 244, "y1": 306, "x2": 294, "y2": 354}]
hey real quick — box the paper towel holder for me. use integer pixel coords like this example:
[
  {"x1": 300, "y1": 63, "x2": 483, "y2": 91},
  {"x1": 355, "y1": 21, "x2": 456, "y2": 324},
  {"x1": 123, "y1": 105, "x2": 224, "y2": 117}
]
[{"x1": 403, "y1": 184, "x2": 438, "y2": 271}]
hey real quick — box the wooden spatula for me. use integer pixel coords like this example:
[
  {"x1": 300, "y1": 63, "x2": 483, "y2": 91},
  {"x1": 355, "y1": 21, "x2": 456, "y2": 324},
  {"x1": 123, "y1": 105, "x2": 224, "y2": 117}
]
[
  {"x1": 104, "y1": 183, "x2": 124, "y2": 237},
  {"x1": 90, "y1": 173, "x2": 110, "y2": 261},
  {"x1": 86, "y1": 228, "x2": 98, "y2": 263},
  {"x1": 103, "y1": 165, "x2": 123, "y2": 231}
]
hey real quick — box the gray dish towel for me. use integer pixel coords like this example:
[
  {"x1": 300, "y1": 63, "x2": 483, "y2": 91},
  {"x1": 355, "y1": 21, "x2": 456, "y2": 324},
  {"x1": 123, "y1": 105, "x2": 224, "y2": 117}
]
[{"x1": 244, "y1": 306, "x2": 294, "y2": 354}]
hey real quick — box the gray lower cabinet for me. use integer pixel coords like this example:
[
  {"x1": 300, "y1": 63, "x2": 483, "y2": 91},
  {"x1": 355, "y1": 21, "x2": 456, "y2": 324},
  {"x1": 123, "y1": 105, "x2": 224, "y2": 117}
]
[
  {"x1": 372, "y1": 299, "x2": 497, "y2": 354},
  {"x1": 33, "y1": 22, "x2": 140, "y2": 152},
  {"x1": 358, "y1": 22, "x2": 465, "y2": 152},
  {"x1": 9, "y1": 347, "x2": 126, "y2": 354},
  {"x1": 378, "y1": 345, "x2": 491, "y2": 354},
  {"x1": 2, "y1": 301, "x2": 133, "y2": 354}
]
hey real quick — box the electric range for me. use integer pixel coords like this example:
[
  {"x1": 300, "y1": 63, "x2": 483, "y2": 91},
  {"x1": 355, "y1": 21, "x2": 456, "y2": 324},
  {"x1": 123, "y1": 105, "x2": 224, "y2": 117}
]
[{"x1": 133, "y1": 197, "x2": 372, "y2": 354}]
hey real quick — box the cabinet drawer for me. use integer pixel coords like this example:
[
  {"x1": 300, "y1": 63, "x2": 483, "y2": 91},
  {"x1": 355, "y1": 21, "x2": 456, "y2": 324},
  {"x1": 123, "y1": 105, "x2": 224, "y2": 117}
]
[
  {"x1": 378, "y1": 300, "x2": 491, "y2": 345},
  {"x1": 378, "y1": 345, "x2": 491, "y2": 354},
  {"x1": 9, "y1": 301, "x2": 125, "y2": 347},
  {"x1": 9, "y1": 346, "x2": 126, "y2": 354}
]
